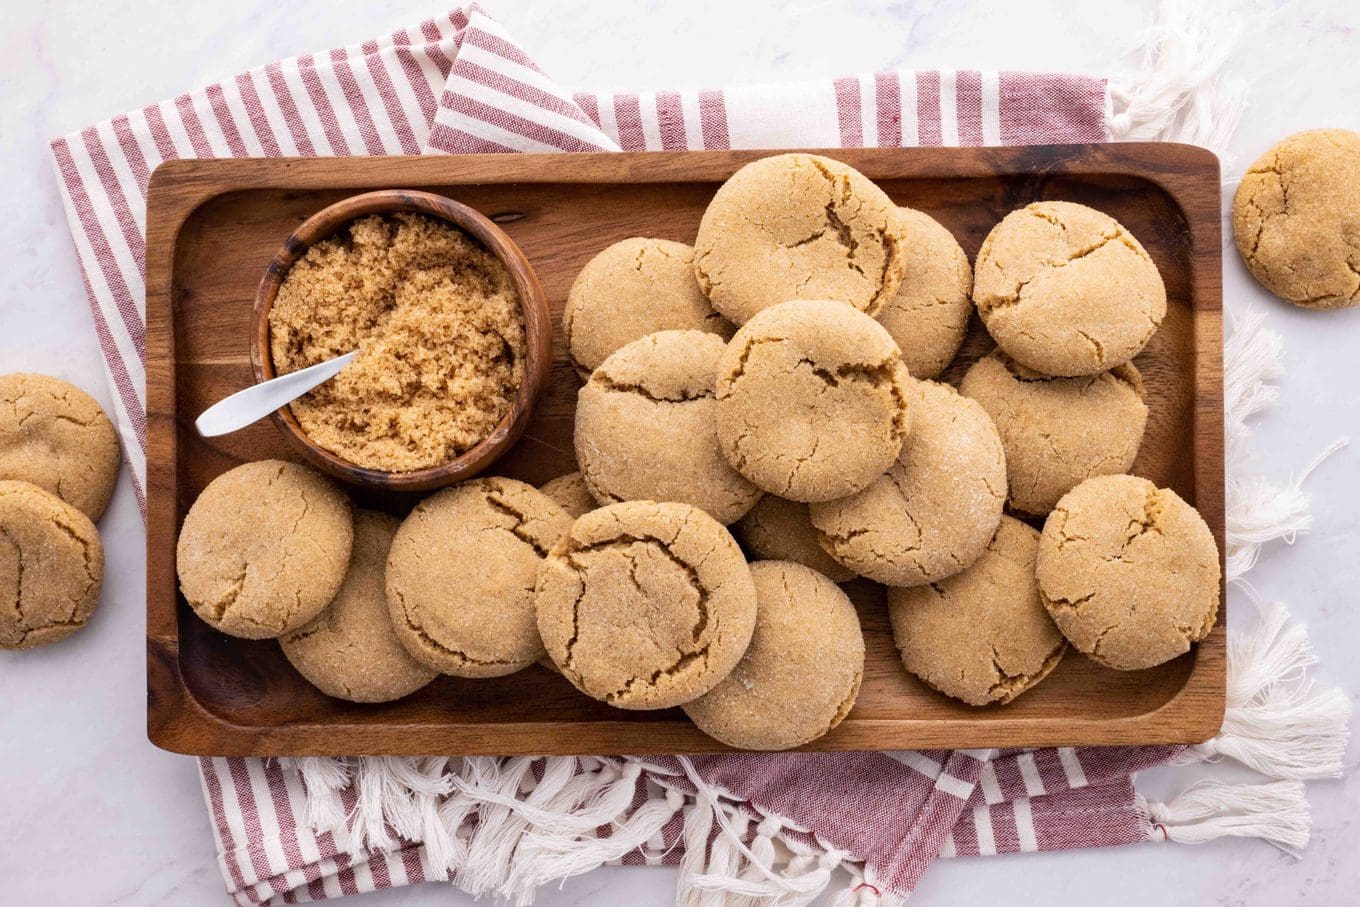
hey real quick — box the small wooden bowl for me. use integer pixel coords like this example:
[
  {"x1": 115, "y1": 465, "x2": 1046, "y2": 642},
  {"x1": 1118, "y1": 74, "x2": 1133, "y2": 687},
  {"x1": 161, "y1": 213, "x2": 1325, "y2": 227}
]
[{"x1": 250, "y1": 189, "x2": 552, "y2": 493}]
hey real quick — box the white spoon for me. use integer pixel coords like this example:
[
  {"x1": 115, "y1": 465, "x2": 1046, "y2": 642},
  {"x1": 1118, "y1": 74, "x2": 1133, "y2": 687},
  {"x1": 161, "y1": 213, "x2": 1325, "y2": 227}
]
[{"x1": 194, "y1": 351, "x2": 356, "y2": 438}]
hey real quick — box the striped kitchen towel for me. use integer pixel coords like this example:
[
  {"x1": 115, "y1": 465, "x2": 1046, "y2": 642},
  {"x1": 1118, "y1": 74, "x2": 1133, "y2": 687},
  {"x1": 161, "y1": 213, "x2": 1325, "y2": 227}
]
[{"x1": 50, "y1": 3, "x2": 1339, "y2": 905}]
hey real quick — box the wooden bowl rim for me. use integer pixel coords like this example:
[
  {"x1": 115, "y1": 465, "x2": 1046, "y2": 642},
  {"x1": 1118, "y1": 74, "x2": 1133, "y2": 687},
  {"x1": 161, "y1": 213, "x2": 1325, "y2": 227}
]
[{"x1": 250, "y1": 189, "x2": 552, "y2": 492}]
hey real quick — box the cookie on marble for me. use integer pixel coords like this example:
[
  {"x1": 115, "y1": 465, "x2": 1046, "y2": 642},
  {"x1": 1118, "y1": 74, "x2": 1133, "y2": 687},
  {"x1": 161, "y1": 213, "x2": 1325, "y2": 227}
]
[
  {"x1": 715, "y1": 300, "x2": 911, "y2": 503},
  {"x1": 387, "y1": 477, "x2": 569, "y2": 677},
  {"x1": 694, "y1": 153, "x2": 909, "y2": 325},
  {"x1": 1037, "y1": 475, "x2": 1220, "y2": 671},
  {"x1": 810, "y1": 379, "x2": 1005, "y2": 587},
  {"x1": 684, "y1": 561, "x2": 864, "y2": 750},
  {"x1": 974, "y1": 201, "x2": 1166, "y2": 376},
  {"x1": 280, "y1": 510, "x2": 437, "y2": 702},
  {"x1": 0, "y1": 373, "x2": 121, "y2": 521},
  {"x1": 960, "y1": 351, "x2": 1148, "y2": 515},
  {"x1": 535, "y1": 501, "x2": 757, "y2": 710},
  {"x1": 575, "y1": 330, "x2": 762, "y2": 524},
  {"x1": 875, "y1": 208, "x2": 973, "y2": 379},
  {"x1": 176, "y1": 460, "x2": 352, "y2": 639},
  {"x1": 538, "y1": 471, "x2": 597, "y2": 519},
  {"x1": 0, "y1": 480, "x2": 104, "y2": 649},
  {"x1": 564, "y1": 238, "x2": 733, "y2": 377},
  {"x1": 1233, "y1": 129, "x2": 1360, "y2": 309},
  {"x1": 735, "y1": 495, "x2": 856, "y2": 583},
  {"x1": 889, "y1": 516, "x2": 1065, "y2": 706}
]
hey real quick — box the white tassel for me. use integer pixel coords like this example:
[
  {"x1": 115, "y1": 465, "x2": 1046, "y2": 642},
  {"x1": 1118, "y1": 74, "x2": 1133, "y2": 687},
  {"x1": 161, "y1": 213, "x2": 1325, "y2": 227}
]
[
  {"x1": 281, "y1": 756, "x2": 352, "y2": 843},
  {"x1": 1105, "y1": 0, "x2": 1250, "y2": 164},
  {"x1": 1145, "y1": 780, "x2": 1310, "y2": 856},
  {"x1": 1223, "y1": 308, "x2": 1283, "y2": 463},
  {"x1": 1177, "y1": 600, "x2": 1352, "y2": 780}
]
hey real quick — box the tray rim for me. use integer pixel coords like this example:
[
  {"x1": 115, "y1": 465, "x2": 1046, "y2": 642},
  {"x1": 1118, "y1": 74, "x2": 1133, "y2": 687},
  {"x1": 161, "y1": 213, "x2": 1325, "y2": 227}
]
[{"x1": 145, "y1": 144, "x2": 1225, "y2": 756}]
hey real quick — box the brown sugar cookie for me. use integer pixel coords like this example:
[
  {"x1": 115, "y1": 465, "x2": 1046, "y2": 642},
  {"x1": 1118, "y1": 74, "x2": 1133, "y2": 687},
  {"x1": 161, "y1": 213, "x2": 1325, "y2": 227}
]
[
  {"x1": 684, "y1": 561, "x2": 864, "y2": 750},
  {"x1": 387, "y1": 477, "x2": 569, "y2": 677},
  {"x1": 176, "y1": 460, "x2": 352, "y2": 640},
  {"x1": 810, "y1": 379, "x2": 1005, "y2": 587},
  {"x1": 0, "y1": 373, "x2": 121, "y2": 521},
  {"x1": 1233, "y1": 129, "x2": 1360, "y2": 309},
  {"x1": 535, "y1": 501, "x2": 757, "y2": 710},
  {"x1": 0, "y1": 480, "x2": 103, "y2": 649},
  {"x1": 735, "y1": 495, "x2": 856, "y2": 583},
  {"x1": 889, "y1": 517, "x2": 1065, "y2": 706},
  {"x1": 564, "y1": 238, "x2": 733, "y2": 377},
  {"x1": 875, "y1": 208, "x2": 973, "y2": 379},
  {"x1": 538, "y1": 471, "x2": 597, "y2": 519},
  {"x1": 1037, "y1": 475, "x2": 1221, "y2": 671},
  {"x1": 974, "y1": 201, "x2": 1166, "y2": 376},
  {"x1": 575, "y1": 330, "x2": 762, "y2": 524},
  {"x1": 715, "y1": 300, "x2": 911, "y2": 503},
  {"x1": 280, "y1": 511, "x2": 437, "y2": 702},
  {"x1": 694, "y1": 153, "x2": 909, "y2": 325},
  {"x1": 960, "y1": 351, "x2": 1148, "y2": 515}
]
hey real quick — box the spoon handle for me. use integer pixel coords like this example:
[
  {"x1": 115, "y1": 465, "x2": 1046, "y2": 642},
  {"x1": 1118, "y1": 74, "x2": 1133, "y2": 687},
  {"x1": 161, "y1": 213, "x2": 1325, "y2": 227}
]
[{"x1": 194, "y1": 351, "x2": 356, "y2": 438}]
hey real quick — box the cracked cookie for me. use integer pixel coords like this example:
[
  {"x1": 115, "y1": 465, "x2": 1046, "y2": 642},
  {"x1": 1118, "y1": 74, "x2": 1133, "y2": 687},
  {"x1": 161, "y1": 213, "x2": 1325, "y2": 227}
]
[
  {"x1": 0, "y1": 480, "x2": 103, "y2": 649},
  {"x1": 176, "y1": 460, "x2": 352, "y2": 639},
  {"x1": 694, "y1": 153, "x2": 909, "y2": 325},
  {"x1": 684, "y1": 560, "x2": 864, "y2": 749},
  {"x1": 1232, "y1": 129, "x2": 1360, "y2": 309},
  {"x1": 387, "y1": 477, "x2": 570, "y2": 678},
  {"x1": 0, "y1": 373, "x2": 121, "y2": 521},
  {"x1": 875, "y1": 208, "x2": 973, "y2": 379},
  {"x1": 974, "y1": 201, "x2": 1166, "y2": 376},
  {"x1": 576, "y1": 330, "x2": 762, "y2": 524},
  {"x1": 811, "y1": 379, "x2": 1005, "y2": 587},
  {"x1": 735, "y1": 495, "x2": 856, "y2": 582},
  {"x1": 539, "y1": 471, "x2": 597, "y2": 519},
  {"x1": 1037, "y1": 474, "x2": 1220, "y2": 671},
  {"x1": 889, "y1": 516, "x2": 1064, "y2": 706},
  {"x1": 564, "y1": 238, "x2": 733, "y2": 378},
  {"x1": 960, "y1": 351, "x2": 1148, "y2": 515},
  {"x1": 715, "y1": 300, "x2": 911, "y2": 503},
  {"x1": 535, "y1": 500, "x2": 757, "y2": 710},
  {"x1": 280, "y1": 510, "x2": 437, "y2": 702}
]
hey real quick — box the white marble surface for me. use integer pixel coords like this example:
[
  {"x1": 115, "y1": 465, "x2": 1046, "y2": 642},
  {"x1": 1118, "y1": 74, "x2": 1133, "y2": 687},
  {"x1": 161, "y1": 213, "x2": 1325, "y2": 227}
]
[{"x1": 2, "y1": 0, "x2": 1358, "y2": 904}]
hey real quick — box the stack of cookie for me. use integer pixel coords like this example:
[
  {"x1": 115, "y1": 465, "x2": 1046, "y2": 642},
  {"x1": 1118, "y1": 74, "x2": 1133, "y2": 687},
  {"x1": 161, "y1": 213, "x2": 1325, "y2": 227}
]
[
  {"x1": 174, "y1": 151, "x2": 1222, "y2": 751},
  {"x1": 0, "y1": 374, "x2": 119, "y2": 650}
]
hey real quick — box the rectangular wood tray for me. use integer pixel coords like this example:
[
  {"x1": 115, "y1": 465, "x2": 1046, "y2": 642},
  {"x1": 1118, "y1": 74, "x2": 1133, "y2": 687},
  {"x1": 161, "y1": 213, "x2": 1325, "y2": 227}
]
[{"x1": 146, "y1": 145, "x2": 1224, "y2": 756}]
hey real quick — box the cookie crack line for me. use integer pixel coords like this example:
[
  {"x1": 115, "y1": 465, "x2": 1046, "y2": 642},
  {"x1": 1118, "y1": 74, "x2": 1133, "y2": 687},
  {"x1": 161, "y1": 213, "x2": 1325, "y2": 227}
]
[
  {"x1": 590, "y1": 371, "x2": 713, "y2": 404},
  {"x1": 0, "y1": 526, "x2": 25, "y2": 627},
  {"x1": 483, "y1": 490, "x2": 553, "y2": 558},
  {"x1": 987, "y1": 642, "x2": 1064, "y2": 703},
  {"x1": 979, "y1": 230, "x2": 1131, "y2": 315},
  {"x1": 393, "y1": 588, "x2": 523, "y2": 669}
]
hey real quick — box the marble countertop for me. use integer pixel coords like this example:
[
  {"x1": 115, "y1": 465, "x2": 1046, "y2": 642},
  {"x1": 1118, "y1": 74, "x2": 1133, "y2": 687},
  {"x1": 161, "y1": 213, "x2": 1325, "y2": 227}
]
[{"x1": 2, "y1": 0, "x2": 1357, "y2": 903}]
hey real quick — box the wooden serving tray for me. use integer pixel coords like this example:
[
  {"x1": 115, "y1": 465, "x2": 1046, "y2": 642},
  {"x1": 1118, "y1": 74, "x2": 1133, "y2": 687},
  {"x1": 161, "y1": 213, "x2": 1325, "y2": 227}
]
[{"x1": 146, "y1": 145, "x2": 1224, "y2": 756}]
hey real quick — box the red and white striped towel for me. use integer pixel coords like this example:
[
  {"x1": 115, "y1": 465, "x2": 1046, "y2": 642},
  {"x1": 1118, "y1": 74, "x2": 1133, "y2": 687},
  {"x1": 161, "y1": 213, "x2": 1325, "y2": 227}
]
[{"x1": 50, "y1": 4, "x2": 1326, "y2": 905}]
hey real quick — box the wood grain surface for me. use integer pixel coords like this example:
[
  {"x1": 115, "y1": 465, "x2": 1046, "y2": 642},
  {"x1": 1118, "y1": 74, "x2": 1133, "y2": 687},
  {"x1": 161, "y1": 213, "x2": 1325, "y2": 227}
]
[{"x1": 145, "y1": 145, "x2": 1225, "y2": 756}]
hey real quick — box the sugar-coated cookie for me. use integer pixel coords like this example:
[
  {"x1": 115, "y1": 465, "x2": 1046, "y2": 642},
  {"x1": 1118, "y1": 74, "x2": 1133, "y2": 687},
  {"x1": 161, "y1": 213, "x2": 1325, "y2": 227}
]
[
  {"x1": 810, "y1": 379, "x2": 1005, "y2": 587},
  {"x1": 1037, "y1": 475, "x2": 1220, "y2": 671},
  {"x1": 280, "y1": 511, "x2": 438, "y2": 702},
  {"x1": 715, "y1": 300, "x2": 911, "y2": 503},
  {"x1": 538, "y1": 471, "x2": 597, "y2": 519},
  {"x1": 960, "y1": 351, "x2": 1147, "y2": 515},
  {"x1": 694, "y1": 154, "x2": 909, "y2": 325},
  {"x1": 684, "y1": 561, "x2": 864, "y2": 750},
  {"x1": 0, "y1": 373, "x2": 121, "y2": 521},
  {"x1": 536, "y1": 501, "x2": 757, "y2": 710},
  {"x1": 1233, "y1": 129, "x2": 1360, "y2": 309},
  {"x1": 974, "y1": 201, "x2": 1166, "y2": 376},
  {"x1": 564, "y1": 238, "x2": 732, "y2": 377},
  {"x1": 875, "y1": 208, "x2": 973, "y2": 379},
  {"x1": 176, "y1": 460, "x2": 352, "y2": 639},
  {"x1": 889, "y1": 517, "x2": 1065, "y2": 706},
  {"x1": 387, "y1": 477, "x2": 569, "y2": 677},
  {"x1": 735, "y1": 495, "x2": 856, "y2": 583},
  {"x1": 575, "y1": 330, "x2": 762, "y2": 524},
  {"x1": 0, "y1": 480, "x2": 104, "y2": 649}
]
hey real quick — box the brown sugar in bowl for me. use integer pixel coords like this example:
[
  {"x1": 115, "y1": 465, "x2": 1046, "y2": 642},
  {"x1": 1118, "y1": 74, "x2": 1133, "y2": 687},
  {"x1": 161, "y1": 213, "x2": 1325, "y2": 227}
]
[{"x1": 250, "y1": 189, "x2": 552, "y2": 493}]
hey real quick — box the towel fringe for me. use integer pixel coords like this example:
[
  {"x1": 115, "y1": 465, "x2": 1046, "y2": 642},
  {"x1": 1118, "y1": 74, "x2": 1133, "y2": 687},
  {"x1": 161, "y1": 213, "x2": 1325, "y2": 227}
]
[{"x1": 1143, "y1": 780, "x2": 1310, "y2": 856}]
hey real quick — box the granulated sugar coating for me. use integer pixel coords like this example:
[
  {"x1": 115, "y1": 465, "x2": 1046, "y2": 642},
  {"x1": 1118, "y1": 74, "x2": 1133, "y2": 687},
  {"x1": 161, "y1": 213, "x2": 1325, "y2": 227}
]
[{"x1": 269, "y1": 213, "x2": 526, "y2": 472}]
